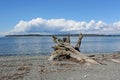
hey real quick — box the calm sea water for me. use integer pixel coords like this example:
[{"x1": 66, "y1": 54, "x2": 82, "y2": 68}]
[{"x1": 0, "y1": 36, "x2": 120, "y2": 55}]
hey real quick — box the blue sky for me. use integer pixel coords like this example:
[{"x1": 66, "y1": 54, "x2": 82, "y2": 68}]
[{"x1": 0, "y1": 0, "x2": 120, "y2": 35}]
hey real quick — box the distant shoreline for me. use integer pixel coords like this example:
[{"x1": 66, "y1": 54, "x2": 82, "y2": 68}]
[{"x1": 5, "y1": 34, "x2": 120, "y2": 37}]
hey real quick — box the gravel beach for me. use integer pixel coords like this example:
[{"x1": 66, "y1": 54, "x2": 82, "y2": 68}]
[{"x1": 0, "y1": 53, "x2": 120, "y2": 80}]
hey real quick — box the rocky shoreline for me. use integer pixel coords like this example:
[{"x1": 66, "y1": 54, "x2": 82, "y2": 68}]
[{"x1": 0, "y1": 53, "x2": 120, "y2": 80}]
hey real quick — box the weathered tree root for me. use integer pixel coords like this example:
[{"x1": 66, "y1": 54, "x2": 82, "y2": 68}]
[{"x1": 48, "y1": 33, "x2": 100, "y2": 65}]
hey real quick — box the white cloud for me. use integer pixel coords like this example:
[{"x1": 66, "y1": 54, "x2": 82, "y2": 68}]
[
  {"x1": 113, "y1": 21, "x2": 120, "y2": 29},
  {"x1": 0, "y1": 32, "x2": 9, "y2": 36},
  {"x1": 10, "y1": 18, "x2": 120, "y2": 34}
]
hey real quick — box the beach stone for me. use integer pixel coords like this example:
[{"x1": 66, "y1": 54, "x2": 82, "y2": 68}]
[{"x1": 83, "y1": 75, "x2": 87, "y2": 78}]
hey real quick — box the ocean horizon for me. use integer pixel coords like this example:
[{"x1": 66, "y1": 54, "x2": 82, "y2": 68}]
[{"x1": 0, "y1": 36, "x2": 120, "y2": 56}]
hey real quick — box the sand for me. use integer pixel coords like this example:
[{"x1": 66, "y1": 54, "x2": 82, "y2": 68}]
[{"x1": 0, "y1": 53, "x2": 120, "y2": 80}]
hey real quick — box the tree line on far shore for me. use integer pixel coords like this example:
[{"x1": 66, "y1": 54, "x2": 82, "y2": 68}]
[{"x1": 5, "y1": 34, "x2": 120, "y2": 37}]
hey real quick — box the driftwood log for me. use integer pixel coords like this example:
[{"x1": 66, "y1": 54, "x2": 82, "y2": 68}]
[{"x1": 48, "y1": 33, "x2": 100, "y2": 65}]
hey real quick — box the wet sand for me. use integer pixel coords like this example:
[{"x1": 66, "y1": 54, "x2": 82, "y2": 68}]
[{"x1": 0, "y1": 53, "x2": 120, "y2": 80}]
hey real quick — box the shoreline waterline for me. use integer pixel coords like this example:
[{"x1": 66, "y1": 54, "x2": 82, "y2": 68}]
[{"x1": 0, "y1": 51, "x2": 119, "y2": 57}]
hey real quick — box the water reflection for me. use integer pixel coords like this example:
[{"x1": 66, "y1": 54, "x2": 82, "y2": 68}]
[
  {"x1": 0, "y1": 36, "x2": 120, "y2": 55},
  {"x1": 13, "y1": 37, "x2": 54, "y2": 55}
]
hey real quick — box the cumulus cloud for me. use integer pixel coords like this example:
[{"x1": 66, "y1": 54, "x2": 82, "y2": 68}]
[{"x1": 10, "y1": 18, "x2": 120, "y2": 34}]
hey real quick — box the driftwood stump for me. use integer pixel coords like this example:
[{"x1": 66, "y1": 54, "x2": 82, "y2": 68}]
[{"x1": 48, "y1": 33, "x2": 100, "y2": 65}]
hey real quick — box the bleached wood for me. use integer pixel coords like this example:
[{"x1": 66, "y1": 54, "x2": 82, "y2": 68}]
[{"x1": 49, "y1": 34, "x2": 100, "y2": 65}]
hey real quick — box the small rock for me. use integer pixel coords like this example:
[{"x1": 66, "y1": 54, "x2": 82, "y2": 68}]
[
  {"x1": 84, "y1": 75, "x2": 87, "y2": 78},
  {"x1": 102, "y1": 68, "x2": 106, "y2": 71}
]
